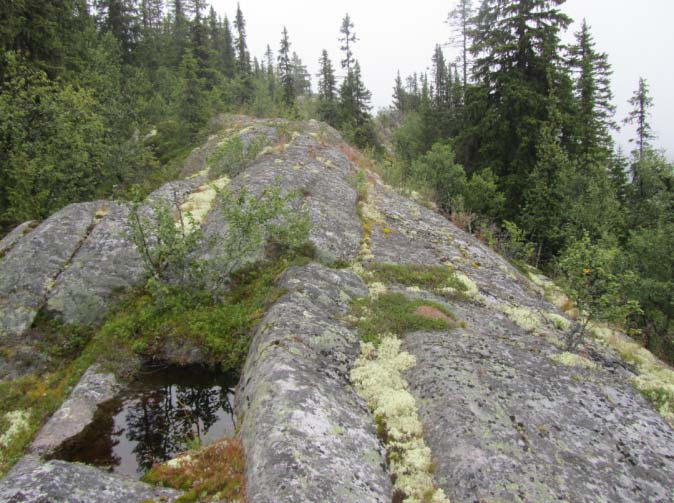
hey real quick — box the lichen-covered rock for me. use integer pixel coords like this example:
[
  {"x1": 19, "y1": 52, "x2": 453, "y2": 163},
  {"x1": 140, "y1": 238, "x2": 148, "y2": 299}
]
[
  {"x1": 0, "y1": 456, "x2": 181, "y2": 503},
  {"x1": 236, "y1": 263, "x2": 391, "y2": 503},
  {"x1": 31, "y1": 366, "x2": 120, "y2": 456},
  {"x1": 202, "y1": 131, "x2": 362, "y2": 264},
  {"x1": 0, "y1": 221, "x2": 38, "y2": 258},
  {"x1": 403, "y1": 304, "x2": 674, "y2": 503},
  {"x1": 0, "y1": 203, "x2": 104, "y2": 337},
  {"x1": 45, "y1": 202, "x2": 144, "y2": 326}
]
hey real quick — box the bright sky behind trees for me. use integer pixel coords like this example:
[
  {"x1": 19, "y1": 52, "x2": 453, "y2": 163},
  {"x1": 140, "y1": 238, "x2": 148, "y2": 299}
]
[{"x1": 212, "y1": 0, "x2": 674, "y2": 156}]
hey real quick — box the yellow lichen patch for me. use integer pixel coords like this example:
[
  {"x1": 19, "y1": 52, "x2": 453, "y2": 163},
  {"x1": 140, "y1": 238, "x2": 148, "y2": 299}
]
[
  {"x1": 527, "y1": 271, "x2": 572, "y2": 312},
  {"x1": 550, "y1": 352, "x2": 597, "y2": 369},
  {"x1": 94, "y1": 208, "x2": 109, "y2": 220},
  {"x1": 544, "y1": 312, "x2": 571, "y2": 331},
  {"x1": 0, "y1": 410, "x2": 30, "y2": 449},
  {"x1": 591, "y1": 324, "x2": 674, "y2": 425},
  {"x1": 368, "y1": 282, "x2": 388, "y2": 299},
  {"x1": 454, "y1": 272, "x2": 482, "y2": 302},
  {"x1": 179, "y1": 176, "x2": 230, "y2": 228},
  {"x1": 500, "y1": 305, "x2": 544, "y2": 334},
  {"x1": 351, "y1": 337, "x2": 449, "y2": 503}
]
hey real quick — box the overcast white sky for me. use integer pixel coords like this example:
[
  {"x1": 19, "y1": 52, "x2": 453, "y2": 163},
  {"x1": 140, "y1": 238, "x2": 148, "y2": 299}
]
[{"x1": 211, "y1": 0, "x2": 674, "y2": 156}]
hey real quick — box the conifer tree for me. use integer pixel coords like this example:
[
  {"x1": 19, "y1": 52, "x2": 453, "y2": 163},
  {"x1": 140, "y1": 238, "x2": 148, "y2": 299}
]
[
  {"x1": 221, "y1": 16, "x2": 235, "y2": 78},
  {"x1": 447, "y1": 0, "x2": 474, "y2": 89},
  {"x1": 624, "y1": 77, "x2": 654, "y2": 161},
  {"x1": 339, "y1": 14, "x2": 357, "y2": 73},
  {"x1": 393, "y1": 71, "x2": 406, "y2": 113},
  {"x1": 291, "y1": 52, "x2": 311, "y2": 97},
  {"x1": 234, "y1": 3, "x2": 250, "y2": 74},
  {"x1": 567, "y1": 19, "x2": 616, "y2": 165},
  {"x1": 317, "y1": 50, "x2": 337, "y2": 125},
  {"x1": 468, "y1": 0, "x2": 572, "y2": 214},
  {"x1": 277, "y1": 26, "x2": 294, "y2": 107}
]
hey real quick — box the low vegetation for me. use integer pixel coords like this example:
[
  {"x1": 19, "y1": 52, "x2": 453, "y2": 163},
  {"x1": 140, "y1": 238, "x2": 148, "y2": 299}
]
[
  {"x1": 351, "y1": 337, "x2": 448, "y2": 503},
  {"x1": 144, "y1": 437, "x2": 246, "y2": 503},
  {"x1": 366, "y1": 263, "x2": 469, "y2": 299},
  {"x1": 351, "y1": 293, "x2": 460, "y2": 345}
]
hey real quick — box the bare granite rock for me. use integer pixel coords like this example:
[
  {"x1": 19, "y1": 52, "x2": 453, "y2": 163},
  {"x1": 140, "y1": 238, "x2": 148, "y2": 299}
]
[
  {"x1": 0, "y1": 456, "x2": 181, "y2": 503},
  {"x1": 0, "y1": 221, "x2": 38, "y2": 258},
  {"x1": 236, "y1": 263, "x2": 392, "y2": 503},
  {"x1": 0, "y1": 203, "x2": 104, "y2": 337},
  {"x1": 31, "y1": 365, "x2": 120, "y2": 456}
]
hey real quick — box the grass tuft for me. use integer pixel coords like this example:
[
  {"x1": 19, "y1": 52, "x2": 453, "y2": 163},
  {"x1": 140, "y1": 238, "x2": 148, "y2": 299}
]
[{"x1": 351, "y1": 293, "x2": 459, "y2": 344}]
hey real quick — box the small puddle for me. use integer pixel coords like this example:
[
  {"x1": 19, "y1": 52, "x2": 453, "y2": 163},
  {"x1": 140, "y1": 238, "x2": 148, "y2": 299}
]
[{"x1": 52, "y1": 365, "x2": 237, "y2": 478}]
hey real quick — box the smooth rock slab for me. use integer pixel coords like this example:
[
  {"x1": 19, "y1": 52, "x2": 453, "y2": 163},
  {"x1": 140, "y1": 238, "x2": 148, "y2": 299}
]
[
  {"x1": 45, "y1": 202, "x2": 145, "y2": 326},
  {"x1": 0, "y1": 221, "x2": 37, "y2": 258},
  {"x1": 0, "y1": 457, "x2": 180, "y2": 503},
  {"x1": 31, "y1": 366, "x2": 120, "y2": 456},
  {"x1": 404, "y1": 321, "x2": 674, "y2": 503},
  {"x1": 236, "y1": 263, "x2": 391, "y2": 503},
  {"x1": 203, "y1": 134, "x2": 362, "y2": 264},
  {"x1": 0, "y1": 203, "x2": 104, "y2": 337}
]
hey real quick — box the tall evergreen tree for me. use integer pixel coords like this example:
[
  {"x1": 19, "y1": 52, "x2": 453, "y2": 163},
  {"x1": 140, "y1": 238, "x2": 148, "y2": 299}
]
[
  {"x1": 339, "y1": 14, "x2": 357, "y2": 73},
  {"x1": 467, "y1": 0, "x2": 572, "y2": 214},
  {"x1": 447, "y1": 0, "x2": 474, "y2": 89},
  {"x1": 291, "y1": 52, "x2": 311, "y2": 97},
  {"x1": 393, "y1": 71, "x2": 406, "y2": 113},
  {"x1": 234, "y1": 3, "x2": 250, "y2": 75},
  {"x1": 624, "y1": 77, "x2": 655, "y2": 161},
  {"x1": 277, "y1": 26, "x2": 294, "y2": 107},
  {"x1": 567, "y1": 19, "x2": 616, "y2": 165},
  {"x1": 317, "y1": 49, "x2": 337, "y2": 125},
  {"x1": 221, "y1": 16, "x2": 235, "y2": 78}
]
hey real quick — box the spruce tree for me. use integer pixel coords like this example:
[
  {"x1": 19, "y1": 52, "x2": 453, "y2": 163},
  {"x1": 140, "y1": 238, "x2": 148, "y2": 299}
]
[
  {"x1": 221, "y1": 16, "x2": 235, "y2": 78},
  {"x1": 291, "y1": 52, "x2": 311, "y2": 97},
  {"x1": 624, "y1": 77, "x2": 654, "y2": 161},
  {"x1": 317, "y1": 50, "x2": 337, "y2": 125},
  {"x1": 277, "y1": 27, "x2": 294, "y2": 107},
  {"x1": 393, "y1": 71, "x2": 406, "y2": 113},
  {"x1": 234, "y1": 3, "x2": 250, "y2": 75},
  {"x1": 467, "y1": 0, "x2": 572, "y2": 214},
  {"x1": 339, "y1": 14, "x2": 357, "y2": 73},
  {"x1": 447, "y1": 0, "x2": 474, "y2": 89},
  {"x1": 567, "y1": 19, "x2": 616, "y2": 165}
]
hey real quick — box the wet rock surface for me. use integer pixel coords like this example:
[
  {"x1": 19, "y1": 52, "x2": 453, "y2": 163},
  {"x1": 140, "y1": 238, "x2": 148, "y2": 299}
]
[
  {"x1": 31, "y1": 366, "x2": 120, "y2": 457},
  {"x1": 236, "y1": 263, "x2": 391, "y2": 503},
  {"x1": 0, "y1": 455, "x2": 181, "y2": 503}
]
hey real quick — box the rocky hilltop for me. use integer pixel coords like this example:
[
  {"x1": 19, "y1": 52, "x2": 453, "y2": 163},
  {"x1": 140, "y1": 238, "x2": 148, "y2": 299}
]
[{"x1": 0, "y1": 116, "x2": 673, "y2": 503}]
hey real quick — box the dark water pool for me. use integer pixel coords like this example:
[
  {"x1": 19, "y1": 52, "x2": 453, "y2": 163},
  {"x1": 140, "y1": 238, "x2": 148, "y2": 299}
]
[{"x1": 52, "y1": 365, "x2": 237, "y2": 478}]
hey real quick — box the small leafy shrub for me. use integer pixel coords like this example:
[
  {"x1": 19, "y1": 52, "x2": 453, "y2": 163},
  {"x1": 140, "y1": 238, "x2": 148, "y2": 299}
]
[
  {"x1": 144, "y1": 437, "x2": 246, "y2": 502},
  {"x1": 501, "y1": 220, "x2": 536, "y2": 265},
  {"x1": 207, "y1": 134, "x2": 268, "y2": 179},
  {"x1": 556, "y1": 234, "x2": 641, "y2": 350},
  {"x1": 128, "y1": 196, "x2": 202, "y2": 293},
  {"x1": 351, "y1": 293, "x2": 459, "y2": 344}
]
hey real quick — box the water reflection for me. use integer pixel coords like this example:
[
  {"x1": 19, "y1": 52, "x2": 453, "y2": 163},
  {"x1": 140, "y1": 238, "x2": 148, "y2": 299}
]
[{"x1": 53, "y1": 366, "x2": 236, "y2": 477}]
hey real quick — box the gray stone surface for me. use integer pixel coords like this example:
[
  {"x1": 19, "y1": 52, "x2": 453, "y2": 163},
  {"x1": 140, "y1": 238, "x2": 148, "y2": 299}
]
[
  {"x1": 202, "y1": 130, "x2": 362, "y2": 264},
  {"x1": 403, "y1": 303, "x2": 674, "y2": 503},
  {"x1": 0, "y1": 457, "x2": 181, "y2": 503},
  {"x1": 0, "y1": 203, "x2": 104, "y2": 337},
  {"x1": 0, "y1": 221, "x2": 38, "y2": 258},
  {"x1": 31, "y1": 366, "x2": 120, "y2": 456},
  {"x1": 236, "y1": 263, "x2": 392, "y2": 503},
  {"x1": 45, "y1": 202, "x2": 144, "y2": 326}
]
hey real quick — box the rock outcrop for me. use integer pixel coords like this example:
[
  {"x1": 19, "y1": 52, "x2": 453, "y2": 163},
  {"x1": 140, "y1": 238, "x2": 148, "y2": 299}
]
[{"x1": 1, "y1": 116, "x2": 673, "y2": 503}]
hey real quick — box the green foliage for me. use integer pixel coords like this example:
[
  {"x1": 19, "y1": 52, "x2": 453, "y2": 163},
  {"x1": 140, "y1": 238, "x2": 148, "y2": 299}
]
[
  {"x1": 207, "y1": 134, "x2": 268, "y2": 179},
  {"x1": 351, "y1": 293, "x2": 459, "y2": 344},
  {"x1": 557, "y1": 234, "x2": 641, "y2": 349},
  {"x1": 501, "y1": 221, "x2": 536, "y2": 265},
  {"x1": 127, "y1": 197, "x2": 203, "y2": 292},
  {"x1": 366, "y1": 263, "x2": 468, "y2": 295},
  {"x1": 95, "y1": 257, "x2": 297, "y2": 373}
]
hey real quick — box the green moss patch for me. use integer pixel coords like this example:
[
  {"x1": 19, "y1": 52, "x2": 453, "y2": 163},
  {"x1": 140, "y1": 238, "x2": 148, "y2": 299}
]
[
  {"x1": 97, "y1": 257, "x2": 304, "y2": 374},
  {"x1": 365, "y1": 263, "x2": 470, "y2": 301},
  {"x1": 351, "y1": 293, "x2": 460, "y2": 344}
]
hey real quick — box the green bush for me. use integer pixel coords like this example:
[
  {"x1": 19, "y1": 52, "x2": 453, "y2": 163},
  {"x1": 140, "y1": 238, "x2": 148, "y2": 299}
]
[{"x1": 207, "y1": 134, "x2": 268, "y2": 179}]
